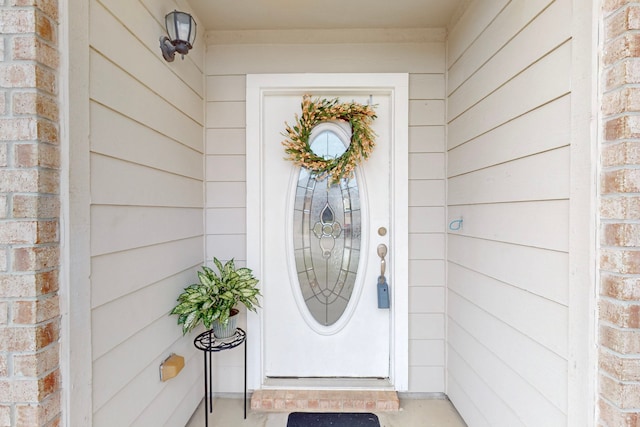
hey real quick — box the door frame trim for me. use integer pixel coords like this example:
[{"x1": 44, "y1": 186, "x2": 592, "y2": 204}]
[{"x1": 246, "y1": 73, "x2": 409, "y2": 390}]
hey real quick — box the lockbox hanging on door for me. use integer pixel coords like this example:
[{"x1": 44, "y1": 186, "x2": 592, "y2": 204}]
[
  {"x1": 377, "y1": 276, "x2": 390, "y2": 309},
  {"x1": 377, "y1": 243, "x2": 390, "y2": 309}
]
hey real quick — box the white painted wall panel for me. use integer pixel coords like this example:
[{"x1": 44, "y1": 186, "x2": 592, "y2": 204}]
[
  {"x1": 448, "y1": 200, "x2": 569, "y2": 252},
  {"x1": 447, "y1": 0, "x2": 555, "y2": 93},
  {"x1": 129, "y1": 353, "x2": 203, "y2": 426},
  {"x1": 449, "y1": 264, "x2": 568, "y2": 357},
  {"x1": 206, "y1": 208, "x2": 246, "y2": 234},
  {"x1": 446, "y1": 1, "x2": 572, "y2": 424},
  {"x1": 97, "y1": 0, "x2": 204, "y2": 94},
  {"x1": 206, "y1": 234, "x2": 246, "y2": 261},
  {"x1": 448, "y1": 41, "x2": 571, "y2": 149},
  {"x1": 448, "y1": 147, "x2": 571, "y2": 205},
  {"x1": 88, "y1": 1, "x2": 205, "y2": 425},
  {"x1": 448, "y1": 234, "x2": 568, "y2": 304},
  {"x1": 409, "y1": 314, "x2": 445, "y2": 340},
  {"x1": 409, "y1": 367, "x2": 445, "y2": 391},
  {"x1": 206, "y1": 101, "x2": 246, "y2": 128},
  {"x1": 90, "y1": 52, "x2": 202, "y2": 152},
  {"x1": 409, "y1": 207, "x2": 445, "y2": 233},
  {"x1": 409, "y1": 180, "x2": 445, "y2": 206},
  {"x1": 409, "y1": 126, "x2": 445, "y2": 152},
  {"x1": 90, "y1": 1, "x2": 203, "y2": 124},
  {"x1": 206, "y1": 128, "x2": 246, "y2": 154},
  {"x1": 206, "y1": 43, "x2": 446, "y2": 74},
  {"x1": 447, "y1": 96, "x2": 571, "y2": 177},
  {"x1": 95, "y1": 348, "x2": 203, "y2": 426},
  {"x1": 447, "y1": 377, "x2": 492, "y2": 427},
  {"x1": 91, "y1": 237, "x2": 202, "y2": 308},
  {"x1": 206, "y1": 182, "x2": 246, "y2": 207},
  {"x1": 90, "y1": 206, "x2": 202, "y2": 256},
  {"x1": 409, "y1": 100, "x2": 445, "y2": 126},
  {"x1": 206, "y1": 75, "x2": 246, "y2": 101},
  {"x1": 91, "y1": 103, "x2": 203, "y2": 179},
  {"x1": 409, "y1": 234, "x2": 445, "y2": 260},
  {"x1": 446, "y1": 0, "x2": 509, "y2": 66},
  {"x1": 410, "y1": 339, "x2": 445, "y2": 366},
  {"x1": 92, "y1": 268, "x2": 197, "y2": 359},
  {"x1": 206, "y1": 155, "x2": 246, "y2": 181},
  {"x1": 409, "y1": 153, "x2": 445, "y2": 179},
  {"x1": 409, "y1": 287, "x2": 445, "y2": 313},
  {"x1": 90, "y1": 155, "x2": 202, "y2": 207},
  {"x1": 448, "y1": 349, "x2": 525, "y2": 427},
  {"x1": 92, "y1": 314, "x2": 183, "y2": 411},
  {"x1": 448, "y1": 0, "x2": 571, "y2": 120},
  {"x1": 409, "y1": 260, "x2": 445, "y2": 286},
  {"x1": 449, "y1": 322, "x2": 566, "y2": 426},
  {"x1": 448, "y1": 293, "x2": 568, "y2": 411},
  {"x1": 409, "y1": 74, "x2": 445, "y2": 99}
]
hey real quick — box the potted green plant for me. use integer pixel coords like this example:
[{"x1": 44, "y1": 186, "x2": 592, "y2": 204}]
[{"x1": 170, "y1": 257, "x2": 260, "y2": 338}]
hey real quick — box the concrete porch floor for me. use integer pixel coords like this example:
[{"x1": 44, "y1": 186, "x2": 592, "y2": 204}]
[{"x1": 185, "y1": 396, "x2": 467, "y2": 427}]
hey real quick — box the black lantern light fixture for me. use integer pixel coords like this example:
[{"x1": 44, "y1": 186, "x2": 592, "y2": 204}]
[{"x1": 159, "y1": 10, "x2": 197, "y2": 62}]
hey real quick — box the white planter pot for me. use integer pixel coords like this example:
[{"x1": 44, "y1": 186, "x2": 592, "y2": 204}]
[{"x1": 211, "y1": 308, "x2": 239, "y2": 338}]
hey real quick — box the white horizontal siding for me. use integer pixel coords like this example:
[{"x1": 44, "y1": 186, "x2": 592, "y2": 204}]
[
  {"x1": 407, "y1": 69, "x2": 446, "y2": 390},
  {"x1": 448, "y1": 40, "x2": 571, "y2": 148},
  {"x1": 409, "y1": 260, "x2": 445, "y2": 286},
  {"x1": 90, "y1": 1, "x2": 203, "y2": 123},
  {"x1": 448, "y1": 234, "x2": 568, "y2": 304},
  {"x1": 206, "y1": 43, "x2": 445, "y2": 75},
  {"x1": 90, "y1": 52, "x2": 202, "y2": 152},
  {"x1": 91, "y1": 237, "x2": 203, "y2": 308},
  {"x1": 409, "y1": 180, "x2": 445, "y2": 207},
  {"x1": 448, "y1": 201, "x2": 569, "y2": 252},
  {"x1": 206, "y1": 39, "x2": 446, "y2": 393},
  {"x1": 448, "y1": 147, "x2": 570, "y2": 205},
  {"x1": 448, "y1": 0, "x2": 571, "y2": 120},
  {"x1": 447, "y1": 0, "x2": 556, "y2": 94},
  {"x1": 91, "y1": 103, "x2": 203, "y2": 180},
  {"x1": 92, "y1": 319, "x2": 196, "y2": 423},
  {"x1": 446, "y1": 0, "x2": 571, "y2": 425},
  {"x1": 447, "y1": 95, "x2": 571, "y2": 178},
  {"x1": 449, "y1": 264, "x2": 568, "y2": 357},
  {"x1": 449, "y1": 324, "x2": 566, "y2": 426},
  {"x1": 446, "y1": 0, "x2": 509, "y2": 67},
  {"x1": 448, "y1": 347, "x2": 525, "y2": 427},
  {"x1": 448, "y1": 292, "x2": 568, "y2": 411},
  {"x1": 90, "y1": 205, "x2": 202, "y2": 256},
  {"x1": 409, "y1": 125, "x2": 445, "y2": 153},
  {"x1": 88, "y1": 0, "x2": 205, "y2": 425},
  {"x1": 90, "y1": 154, "x2": 203, "y2": 207}
]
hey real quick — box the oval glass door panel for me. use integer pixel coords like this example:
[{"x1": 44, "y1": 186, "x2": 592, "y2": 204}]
[{"x1": 292, "y1": 127, "x2": 361, "y2": 326}]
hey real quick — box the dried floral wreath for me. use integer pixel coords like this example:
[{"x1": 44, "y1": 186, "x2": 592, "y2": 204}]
[{"x1": 282, "y1": 94, "x2": 377, "y2": 184}]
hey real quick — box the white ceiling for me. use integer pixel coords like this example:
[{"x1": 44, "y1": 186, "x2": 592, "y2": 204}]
[{"x1": 187, "y1": 0, "x2": 467, "y2": 31}]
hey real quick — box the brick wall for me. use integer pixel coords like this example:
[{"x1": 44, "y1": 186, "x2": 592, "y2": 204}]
[
  {"x1": 600, "y1": 1, "x2": 640, "y2": 426},
  {"x1": 0, "y1": 1, "x2": 61, "y2": 426}
]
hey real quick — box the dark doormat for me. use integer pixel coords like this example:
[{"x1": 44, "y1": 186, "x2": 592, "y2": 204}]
[{"x1": 286, "y1": 412, "x2": 380, "y2": 427}]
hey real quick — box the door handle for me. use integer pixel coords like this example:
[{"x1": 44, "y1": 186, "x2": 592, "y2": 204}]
[{"x1": 377, "y1": 244, "x2": 387, "y2": 277}]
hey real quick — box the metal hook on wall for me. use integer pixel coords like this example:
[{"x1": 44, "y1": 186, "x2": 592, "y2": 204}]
[{"x1": 448, "y1": 218, "x2": 463, "y2": 231}]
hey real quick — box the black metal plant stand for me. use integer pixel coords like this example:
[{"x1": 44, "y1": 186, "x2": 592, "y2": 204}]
[{"x1": 193, "y1": 328, "x2": 247, "y2": 427}]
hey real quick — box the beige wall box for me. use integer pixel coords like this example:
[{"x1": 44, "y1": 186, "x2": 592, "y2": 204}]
[{"x1": 160, "y1": 354, "x2": 185, "y2": 382}]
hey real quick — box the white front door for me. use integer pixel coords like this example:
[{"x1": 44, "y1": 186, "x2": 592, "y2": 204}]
[{"x1": 247, "y1": 74, "x2": 409, "y2": 388}]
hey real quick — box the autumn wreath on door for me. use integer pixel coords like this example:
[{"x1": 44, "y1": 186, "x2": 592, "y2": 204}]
[{"x1": 282, "y1": 94, "x2": 377, "y2": 184}]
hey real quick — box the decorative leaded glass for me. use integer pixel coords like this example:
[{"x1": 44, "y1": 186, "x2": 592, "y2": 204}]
[{"x1": 292, "y1": 128, "x2": 361, "y2": 326}]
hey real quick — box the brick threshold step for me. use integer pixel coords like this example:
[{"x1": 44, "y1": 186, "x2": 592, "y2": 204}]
[{"x1": 251, "y1": 389, "x2": 400, "y2": 412}]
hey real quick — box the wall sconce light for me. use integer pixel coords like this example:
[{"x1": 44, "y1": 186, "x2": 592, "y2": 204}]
[{"x1": 159, "y1": 10, "x2": 197, "y2": 62}]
